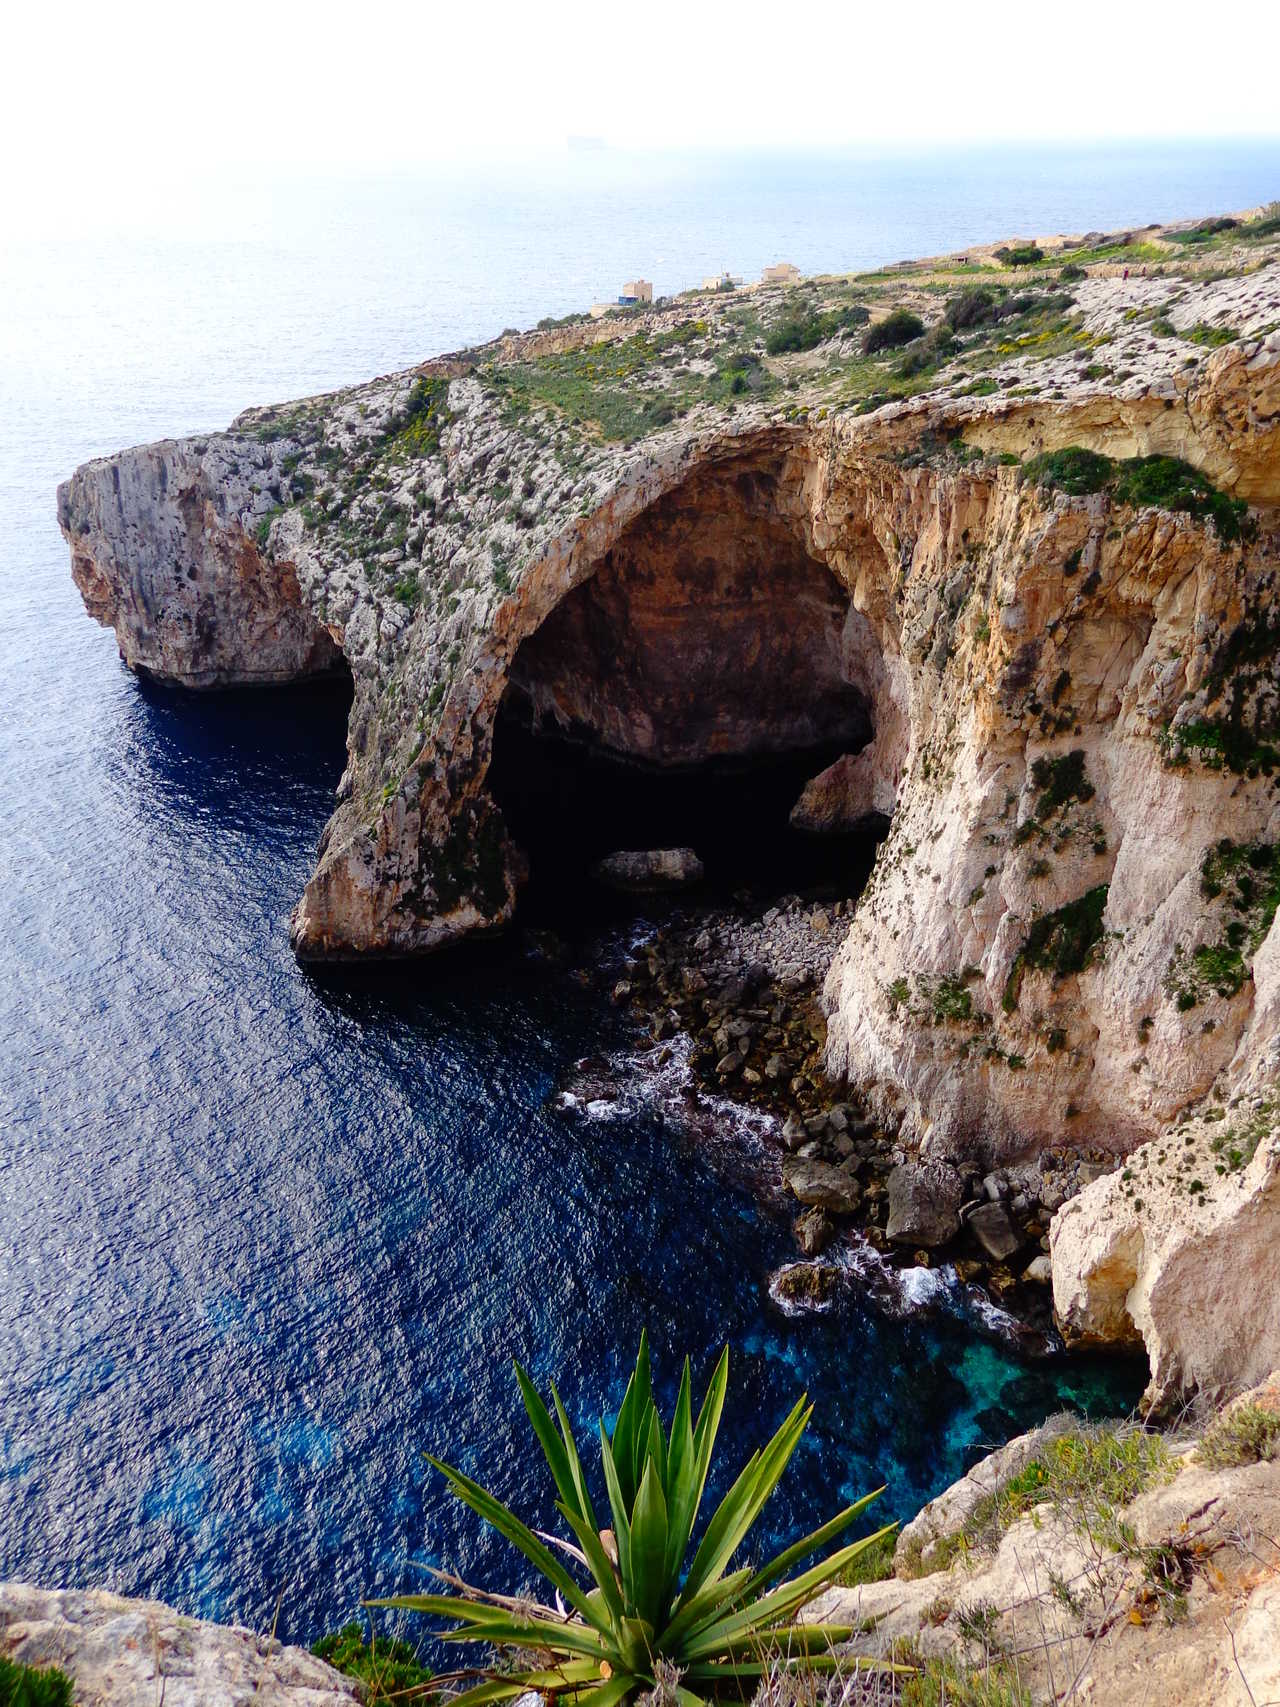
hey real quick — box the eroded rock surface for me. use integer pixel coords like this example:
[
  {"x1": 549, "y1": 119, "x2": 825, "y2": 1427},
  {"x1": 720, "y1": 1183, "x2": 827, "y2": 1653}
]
[
  {"x1": 0, "y1": 1584, "x2": 358, "y2": 1706},
  {"x1": 814, "y1": 1379, "x2": 1280, "y2": 1707}
]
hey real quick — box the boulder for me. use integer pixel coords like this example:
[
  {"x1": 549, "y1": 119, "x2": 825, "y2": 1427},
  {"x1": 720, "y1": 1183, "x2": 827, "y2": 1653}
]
[
  {"x1": 968, "y1": 1202, "x2": 1024, "y2": 1263},
  {"x1": 782, "y1": 1156, "x2": 862, "y2": 1214},
  {"x1": 771, "y1": 1261, "x2": 840, "y2": 1309},
  {"x1": 795, "y1": 1207, "x2": 836, "y2": 1255},
  {"x1": 885, "y1": 1161, "x2": 964, "y2": 1247},
  {"x1": 593, "y1": 848, "x2": 705, "y2": 891}
]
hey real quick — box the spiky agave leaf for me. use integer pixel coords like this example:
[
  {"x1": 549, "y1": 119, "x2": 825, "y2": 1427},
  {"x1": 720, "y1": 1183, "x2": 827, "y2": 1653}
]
[{"x1": 371, "y1": 1339, "x2": 900, "y2": 1704}]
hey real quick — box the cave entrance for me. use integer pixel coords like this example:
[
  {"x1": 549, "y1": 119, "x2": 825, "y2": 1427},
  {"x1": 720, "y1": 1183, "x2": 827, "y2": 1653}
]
[{"x1": 487, "y1": 451, "x2": 888, "y2": 922}]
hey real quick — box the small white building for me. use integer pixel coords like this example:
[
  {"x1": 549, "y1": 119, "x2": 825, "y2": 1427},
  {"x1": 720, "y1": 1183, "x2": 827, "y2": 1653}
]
[
  {"x1": 589, "y1": 279, "x2": 654, "y2": 318},
  {"x1": 762, "y1": 261, "x2": 801, "y2": 285}
]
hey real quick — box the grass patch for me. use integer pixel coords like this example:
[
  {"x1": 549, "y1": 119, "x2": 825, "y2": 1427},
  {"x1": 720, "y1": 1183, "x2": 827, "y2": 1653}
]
[
  {"x1": 905, "y1": 1425, "x2": 1172, "y2": 1581},
  {"x1": 1165, "y1": 218, "x2": 1238, "y2": 246},
  {"x1": 487, "y1": 318, "x2": 776, "y2": 444},
  {"x1": 765, "y1": 304, "x2": 867, "y2": 354},
  {"x1": 838, "y1": 1525, "x2": 898, "y2": 1586},
  {"x1": 902, "y1": 1656, "x2": 1032, "y2": 1707},
  {"x1": 1036, "y1": 239, "x2": 1168, "y2": 268},
  {"x1": 1199, "y1": 1402, "x2": 1280, "y2": 1468},
  {"x1": 313, "y1": 1623, "x2": 434, "y2": 1701},
  {"x1": 1004, "y1": 885, "x2": 1108, "y2": 1010},
  {"x1": 0, "y1": 1660, "x2": 74, "y2": 1707}
]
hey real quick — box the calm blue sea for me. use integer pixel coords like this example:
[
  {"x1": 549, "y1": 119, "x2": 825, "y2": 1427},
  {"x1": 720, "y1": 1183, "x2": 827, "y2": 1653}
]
[{"x1": 3, "y1": 141, "x2": 1276, "y2": 1647}]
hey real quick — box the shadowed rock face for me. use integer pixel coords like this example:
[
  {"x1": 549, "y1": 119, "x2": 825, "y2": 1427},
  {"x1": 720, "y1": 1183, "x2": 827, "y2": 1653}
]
[{"x1": 504, "y1": 458, "x2": 873, "y2": 766}]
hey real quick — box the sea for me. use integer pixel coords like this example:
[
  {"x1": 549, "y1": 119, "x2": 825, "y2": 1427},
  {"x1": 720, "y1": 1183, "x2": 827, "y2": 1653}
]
[{"x1": 2, "y1": 140, "x2": 1276, "y2": 1647}]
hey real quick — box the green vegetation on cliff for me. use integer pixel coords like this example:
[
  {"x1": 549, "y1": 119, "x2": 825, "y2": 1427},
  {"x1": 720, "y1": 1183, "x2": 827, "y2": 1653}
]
[
  {"x1": 373, "y1": 1335, "x2": 898, "y2": 1706},
  {"x1": 0, "y1": 1659, "x2": 73, "y2": 1707},
  {"x1": 1024, "y1": 447, "x2": 1251, "y2": 542},
  {"x1": 313, "y1": 1624, "x2": 434, "y2": 1701},
  {"x1": 1003, "y1": 885, "x2": 1108, "y2": 1011}
]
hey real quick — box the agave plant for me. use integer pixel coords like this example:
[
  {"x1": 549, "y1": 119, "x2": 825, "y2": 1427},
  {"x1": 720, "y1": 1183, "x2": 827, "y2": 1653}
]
[{"x1": 371, "y1": 1335, "x2": 899, "y2": 1706}]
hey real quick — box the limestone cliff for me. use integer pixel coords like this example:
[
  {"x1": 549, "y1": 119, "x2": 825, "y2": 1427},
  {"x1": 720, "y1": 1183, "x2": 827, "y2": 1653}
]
[
  {"x1": 814, "y1": 1374, "x2": 1280, "y2": 1707},
  {"x1": 61, "y1": 210, "x2": 1280, "y2": 1402},
  {"x1": 0, "y1": 1583, "x2": 359, "y2": 1705}
]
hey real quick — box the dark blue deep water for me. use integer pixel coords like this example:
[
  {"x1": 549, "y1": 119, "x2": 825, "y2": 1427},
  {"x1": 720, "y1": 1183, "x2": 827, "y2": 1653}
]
[{"x1": 6, "y1": 141, "x2": 1277, "y2": 1646}]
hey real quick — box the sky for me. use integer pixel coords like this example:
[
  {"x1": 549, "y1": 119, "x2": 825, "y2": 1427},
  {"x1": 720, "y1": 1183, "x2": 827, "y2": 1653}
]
[{"x1": 5, "y1": 0, "x2": 1278, "y2": 208}]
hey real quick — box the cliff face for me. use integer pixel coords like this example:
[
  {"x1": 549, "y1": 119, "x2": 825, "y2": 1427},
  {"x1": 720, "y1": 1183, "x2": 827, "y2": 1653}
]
[
  {"x1": 816, "y1": 1374, "x2": 1280, "y2": 1707},
  {"x1": 61, "y1": 213, "x2": 1280, "y2": 1401},
  {"x1": 60, "y1": 437, "x2": 342, "y2": 687}
]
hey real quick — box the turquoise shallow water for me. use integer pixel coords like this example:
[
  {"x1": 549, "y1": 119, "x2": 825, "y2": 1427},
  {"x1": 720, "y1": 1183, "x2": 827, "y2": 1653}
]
[{"x1": 4, "y1": 141, "x2": 1267, "y2": 1644}]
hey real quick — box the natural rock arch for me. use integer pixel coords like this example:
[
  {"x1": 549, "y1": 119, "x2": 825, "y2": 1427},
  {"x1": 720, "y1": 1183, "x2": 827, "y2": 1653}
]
[{"x1": 482, "y1": 441, "x2": 894, "y2": 897}]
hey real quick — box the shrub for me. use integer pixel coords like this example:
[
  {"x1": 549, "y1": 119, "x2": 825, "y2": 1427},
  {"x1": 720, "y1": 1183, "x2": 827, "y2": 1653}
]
[
  {"x1": 895, "y1": 326, "x2": 958, "y2": 378},
  {"x1": 1059, "y1": 263, "x2": 1087, "y2": 282},
  {"x1": 374, "y1": 1335, "x2": 900, "y2": 1706},
  {"x1": 765, "y1": 304, "x2": 867, "y2": 355},
  {"x1": 863, "y1": 310, "x2": 926, "y2": 355},
  {"x1": 994, "y1": 244, "x2": 1044, "y2": 267},
  {"x1": 1024, "y1": 446, "x2": 1114, "y2": 496},
  {"x1": 1185, "y1": 322, "x2": 1237, "y2": 347},
  {"x1": 385, "y1": 376, "x2": 450, "y2": 459},
  {"x1": 1030, "y1": 750, "x2": 1094, "y2": 819},
  {"x1": 0, "y1": 1659, "x2": 74, "y2": 1707},
  {"x1": 1199, "y1": 1402, "x2": 1280, "y2": 1468},
  {"x1": 931, "y1": 976, "x2": 973, "y2": 1022},
  {"x1": 313, "y1": 1623, "x2": 434, "y2": 1701},
  {"x1": 1166, "y1": 218, "x2": 1237, "y2": 245},
  {"x1": 945, "y1": 289, "x2": 996, "y2": 331},
  {"x1": 1004, "y1": 886, "x2": 1108, "y2": 1010},
  {"x1": 1111, "y1": 455, "x2": 1250, "y2": 543},
  {"x1": 1024, "y1": 447, "x2": 1251, "y2": 542}
]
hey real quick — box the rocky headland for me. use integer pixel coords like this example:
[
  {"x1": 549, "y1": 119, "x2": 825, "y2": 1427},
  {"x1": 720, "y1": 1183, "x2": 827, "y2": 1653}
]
[{"x1": 61, "y1": 210, "x2": 1280, "y2": 1428}]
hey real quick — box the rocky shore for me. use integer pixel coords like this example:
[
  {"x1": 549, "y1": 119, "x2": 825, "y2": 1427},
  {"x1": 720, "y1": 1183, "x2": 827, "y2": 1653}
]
[{"x1": 561, "y1": 882, "x2": 1121, "y2": 1341}]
